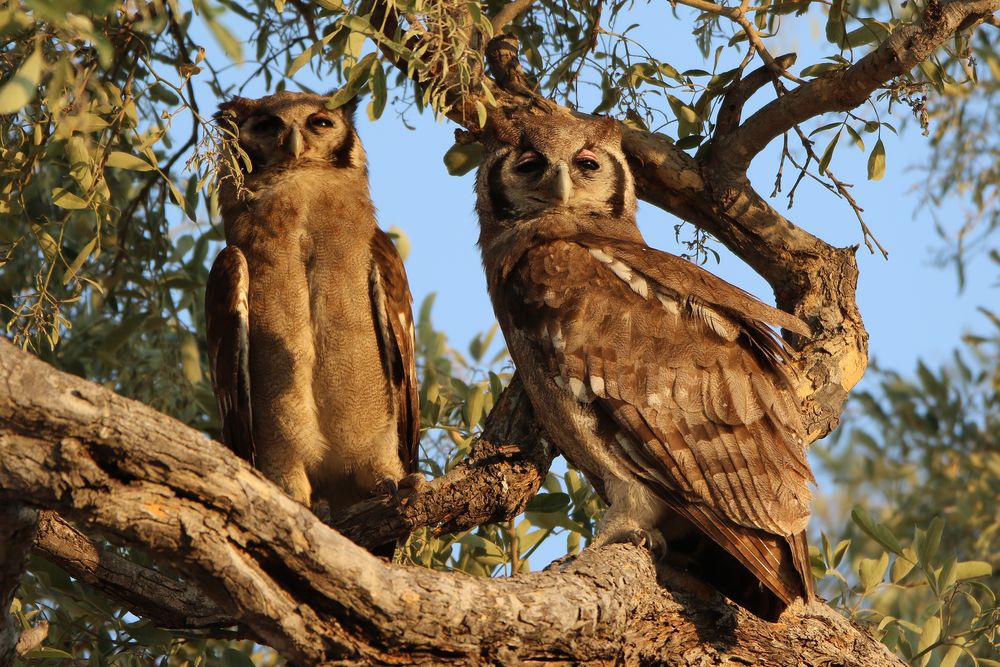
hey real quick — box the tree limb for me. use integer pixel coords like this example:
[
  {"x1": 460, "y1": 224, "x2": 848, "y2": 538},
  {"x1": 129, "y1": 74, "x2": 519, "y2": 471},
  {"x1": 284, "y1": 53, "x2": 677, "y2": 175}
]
[
  {"x1": 0, "y1": 504, "x2": 39, "y2": 665},
  {"x1": 490, "y1": 0, "x2": 537, "y2": 34},
  {"x1": 33, "y1": 512, "x2": 233, "y2": 630},
  {"x1": 717, "y1": 0, "x2": 1000, "y2": 170},
  {"x1": 0, "y1": 339, "x2": 905, "y2": 665}
]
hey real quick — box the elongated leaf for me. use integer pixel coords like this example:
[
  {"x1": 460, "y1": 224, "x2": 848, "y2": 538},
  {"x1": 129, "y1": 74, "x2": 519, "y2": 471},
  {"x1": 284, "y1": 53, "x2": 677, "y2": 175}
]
[
  {"x1": 0, "y1": 42, "x2": 42, "y2": 114},
  {"x1": 106, "y1": 151, "x2": 154, "y2": 171},
  {"x1": 443, "y1": 142, "x2": 482, "y2": 176},
  {"x1": 63, "y1": 237, "x2": 98, "y2": 285},
  {"x1": 52, "y1": 187, "x2": 88, "y2": 210},
  {"x1": 817, "y1": 129, "x2": 841, "y2": 174},
  {"x1": 867, "y1": 138, "x2": 886, "y2": 180}
]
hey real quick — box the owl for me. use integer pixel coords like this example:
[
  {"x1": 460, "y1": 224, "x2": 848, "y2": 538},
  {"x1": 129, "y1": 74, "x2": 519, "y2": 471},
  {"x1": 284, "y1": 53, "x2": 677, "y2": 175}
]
[
  {"x1": 475, "y1": 111, "x2": 815, "y2": 620},
  {"x1": 205, "y1": 91, "x2": 420, "y2": 531}
]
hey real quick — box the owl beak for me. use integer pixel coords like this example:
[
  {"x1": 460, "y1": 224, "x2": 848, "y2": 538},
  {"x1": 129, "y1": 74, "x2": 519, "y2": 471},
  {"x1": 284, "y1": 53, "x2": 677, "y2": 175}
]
[
  {"x1": 287, "y1": 124, "x2": 304, "y2": 159},
  {"x1": 554, "y1": 161, "x2": 572, "y2": 205}
]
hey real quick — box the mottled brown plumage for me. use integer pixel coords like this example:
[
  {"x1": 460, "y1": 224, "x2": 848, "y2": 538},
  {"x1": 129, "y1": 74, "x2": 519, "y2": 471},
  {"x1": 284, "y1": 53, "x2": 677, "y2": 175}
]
[
  {"x1": 205, "y1": 92, "x2": 419, "y2": 523},
  {"x1": 475, "y1": 110, "x2": 814, "y2": 620}
]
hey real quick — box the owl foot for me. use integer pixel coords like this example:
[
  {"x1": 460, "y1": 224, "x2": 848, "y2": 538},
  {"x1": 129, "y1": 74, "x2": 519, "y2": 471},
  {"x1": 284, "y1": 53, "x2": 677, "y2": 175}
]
[
  {"x1": 379, "y1": 472, "x2": 426, "y2": 505},
  {"x1": 595, "y1": 527, "x2": 668, "y2": 558}
]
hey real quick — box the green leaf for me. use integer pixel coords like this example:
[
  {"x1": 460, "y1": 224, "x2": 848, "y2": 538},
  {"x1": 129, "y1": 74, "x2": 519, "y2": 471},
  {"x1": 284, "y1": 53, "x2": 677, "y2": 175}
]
[
  {"x1": 106, "y1": 151, "x2": 154, "y2": 171},
  {"x1": 891, "y1": 555, "x2": 915, "y2": 583},
  {"x1": 852, "y1": 507, "x2": 903, "y2": 554},
  {"x1": 51, "y1": 187, "x2": 88, "y2": 210},
  {"x1": 937, "y1": 646, "x2": 962, "y2": 667},
  {"x1": 22, "y1": 647, "x2": 75, "y2": 659},
  {"x1": 327, "y1": 52, "x2": 377, "y2": 109},
  {"x1": 525, "y1": 493, "x2": 570, "y2": 513},
  {"x1": 867, "y1": 138, "x2": 886, "y2": 181},
  {"x1": 916, "y1": 616, "x2": 940, "y2": 666},
  {"x1": 953, "y1": 560, "x2": 992, "y2": 580},
  {"x1": 817, "y1": 129, "x2": 841, "y2": 174},
  {"x1": 63, "y1": 237, "x2": 98, "y2": 285},
  {"x1": 368, "y1": 59, "x2": 387, "y2": 120},
  {"x1": 443, "y1": 142, "x2": 482, "y2": 176},
  {"x1": 858, "y1": 552, "x2": 889, "y2": 593},
  {"x1": 221, "y1": 648, "x2": 256, "y2": 667},
  {"x1": 918, "y1": 516, "x2": 944, "y2": 567},
  {"x1": 825, "y1": 0, "x2": 845, "y2": 45},
  {"x1": 0, "y1": 41, "x2": 42, "y2": 114},
  {"x1": 206, "y1": 15, "x2": 243, "y2": 64}
]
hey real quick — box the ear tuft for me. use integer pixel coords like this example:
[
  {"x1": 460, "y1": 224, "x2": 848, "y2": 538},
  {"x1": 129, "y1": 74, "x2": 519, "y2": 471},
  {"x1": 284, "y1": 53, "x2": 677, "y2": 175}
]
[{"x1": 215, "y1": 96, "x2": 256, "y2": 122}]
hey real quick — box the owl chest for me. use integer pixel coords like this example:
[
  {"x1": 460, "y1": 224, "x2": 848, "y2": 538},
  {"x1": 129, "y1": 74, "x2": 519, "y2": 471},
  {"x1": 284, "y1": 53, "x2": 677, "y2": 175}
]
[{"x1": 229, "y1": 196, "x2": 380, "y2": 371}]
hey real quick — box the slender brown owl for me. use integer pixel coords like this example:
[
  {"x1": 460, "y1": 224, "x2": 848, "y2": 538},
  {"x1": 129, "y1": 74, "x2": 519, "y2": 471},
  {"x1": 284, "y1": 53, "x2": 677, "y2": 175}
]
[
  {"x1": 475, "y1": 111, "x2": 815, "y2": 620},
  {"x1": 206, "y1": 92, "x2": 420, "y2": 526}
]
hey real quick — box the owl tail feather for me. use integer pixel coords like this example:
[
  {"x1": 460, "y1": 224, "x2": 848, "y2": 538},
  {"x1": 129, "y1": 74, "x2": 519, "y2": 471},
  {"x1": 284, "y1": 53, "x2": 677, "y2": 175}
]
[{"x1": 663, "y1": 502, "x2": 812, "y2": 621}]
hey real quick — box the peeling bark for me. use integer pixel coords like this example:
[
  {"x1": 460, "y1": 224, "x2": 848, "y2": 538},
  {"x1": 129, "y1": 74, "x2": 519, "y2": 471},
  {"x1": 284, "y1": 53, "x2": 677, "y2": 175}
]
[{"x1": 0, "y1": 339, "x2": 905, "y2": 665}]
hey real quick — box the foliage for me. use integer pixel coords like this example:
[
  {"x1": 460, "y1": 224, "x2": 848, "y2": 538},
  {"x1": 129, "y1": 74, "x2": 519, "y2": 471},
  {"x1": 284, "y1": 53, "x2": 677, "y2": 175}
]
[{"x1": 811, "y1": 301, "x2": 1000, "y2": 665}]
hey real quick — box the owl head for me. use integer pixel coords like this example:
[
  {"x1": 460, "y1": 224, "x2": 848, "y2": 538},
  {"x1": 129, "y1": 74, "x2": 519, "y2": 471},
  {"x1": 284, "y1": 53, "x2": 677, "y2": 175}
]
[
  {"x1": 475, "y1": 111, "x2": 637, "y2": 227},
  {"x1": 215, "y1": 92, "x2": 363, "y2": 173}
]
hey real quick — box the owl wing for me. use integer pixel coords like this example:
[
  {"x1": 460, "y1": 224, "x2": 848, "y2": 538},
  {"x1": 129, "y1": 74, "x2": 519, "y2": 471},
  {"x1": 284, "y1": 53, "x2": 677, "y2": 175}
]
[
  {"x1": 507, "y1": 237, "x2": 814, "y2": 605},
  {"x1": 205, "y1": 245, "x2": 255, "y2": 464},
  {"x1": 370, "y1": 228, "x2": 420, "y2": 474}
]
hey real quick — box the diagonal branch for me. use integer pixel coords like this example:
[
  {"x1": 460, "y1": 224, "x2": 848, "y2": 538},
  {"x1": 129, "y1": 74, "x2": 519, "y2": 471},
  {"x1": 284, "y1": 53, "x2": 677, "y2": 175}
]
[
  {"x1": 33, "y1": 512, "x2": 234, "y2": 630},
  {"x1": 717, "y1": 0, "x2": 1000, "y2": 169},
  {"x1": 490, "y1": 0, "x2": 538, "y2": 34},
  {"x1": 0, "y1": 339, "x2": 905, "y2": 666}
]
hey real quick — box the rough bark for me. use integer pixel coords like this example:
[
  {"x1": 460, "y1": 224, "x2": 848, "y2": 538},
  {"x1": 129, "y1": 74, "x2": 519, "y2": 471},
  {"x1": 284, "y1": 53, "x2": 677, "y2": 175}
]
[
  {"x1": 0, "y1": 339, "x2": 905, "y2": 665},
  {"x1": 0, "y1": 504, "x2": 41, "y2": 664}
]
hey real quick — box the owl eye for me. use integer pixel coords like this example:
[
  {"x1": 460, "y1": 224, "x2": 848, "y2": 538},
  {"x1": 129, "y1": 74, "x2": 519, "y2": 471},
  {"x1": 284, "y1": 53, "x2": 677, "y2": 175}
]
[
  {"x1": 251, "y1": 116, "x2": 284, "y2": 134},
  {"x1": 514, "y1": 151, "x2": 544, "y2": 174},
  {"x1": 575, "y1": 149, "x2": 600, "y2": 171},
  {"x1": 309, "y1": 114, "x2": 334, "y2": 129}
]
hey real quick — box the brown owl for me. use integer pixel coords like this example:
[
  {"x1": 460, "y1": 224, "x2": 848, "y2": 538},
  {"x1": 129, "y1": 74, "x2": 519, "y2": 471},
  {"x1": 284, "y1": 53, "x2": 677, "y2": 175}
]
[
  {"x1": 475, "y1": 111, "x2": 815, "y2": 620},
  {"x1": 206, "y1": 91, "x2": 420, "y2": 531}
]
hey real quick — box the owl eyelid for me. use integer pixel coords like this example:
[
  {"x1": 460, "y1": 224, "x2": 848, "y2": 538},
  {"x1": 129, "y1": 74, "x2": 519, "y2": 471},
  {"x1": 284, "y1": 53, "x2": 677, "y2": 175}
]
[
  {"x1": 574, "y1": 149, "x2": 600, "y2": 171},
  {"x1": 513, "y1": 151, "x2": 544, "y2": 174}
]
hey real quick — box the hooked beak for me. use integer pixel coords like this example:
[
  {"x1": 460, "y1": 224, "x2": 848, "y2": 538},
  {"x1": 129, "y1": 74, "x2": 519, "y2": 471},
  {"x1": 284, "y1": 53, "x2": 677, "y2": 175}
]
[
  {"x1": 553, "y1": 161, "x2": 572, "y2": 205},
  {"x1": 287, "y1": 124, "x2": 304, "y2": 159}
]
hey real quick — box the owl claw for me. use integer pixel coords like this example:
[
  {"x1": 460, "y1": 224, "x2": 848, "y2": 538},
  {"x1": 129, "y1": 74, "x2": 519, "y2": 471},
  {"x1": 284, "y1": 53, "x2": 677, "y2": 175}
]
[{"x1": 379, "y1": 473, "x2": 426, "y2": 505}]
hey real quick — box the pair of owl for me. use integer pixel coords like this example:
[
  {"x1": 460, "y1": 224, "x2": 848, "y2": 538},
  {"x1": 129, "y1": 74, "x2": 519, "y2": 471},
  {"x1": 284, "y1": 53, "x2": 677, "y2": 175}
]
[{"x1": 207, "y1": 91, "x2": 815, "y2": 621}]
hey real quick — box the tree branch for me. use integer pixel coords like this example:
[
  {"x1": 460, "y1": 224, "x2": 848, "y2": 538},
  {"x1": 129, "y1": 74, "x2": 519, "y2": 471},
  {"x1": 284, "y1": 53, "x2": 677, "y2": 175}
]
[
  {"x1": 0, "y1": 339, "x2": 905, "y2": 665},
  {"x1": 490, "y1": 0, "x2": 538, "y2": 34},
  {"x1": 0, "y1": 505, "x2": 40, "y2": 664},
  {"x1": 33, "y1": 512, "x2": 233, "y2": 630},
  {"x1": 718, "y1": 0, "x2": 1000, "y2": 169}
]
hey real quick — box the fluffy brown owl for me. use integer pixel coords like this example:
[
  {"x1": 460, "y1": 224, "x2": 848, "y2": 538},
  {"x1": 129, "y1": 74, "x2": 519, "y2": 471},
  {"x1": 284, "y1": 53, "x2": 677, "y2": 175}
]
[
  {"x1": 475, "y1": 111, "x2": 815, "y2": 620},
  {"x1": 206, "y1": 91, "x2": 420, "y2": 527}
]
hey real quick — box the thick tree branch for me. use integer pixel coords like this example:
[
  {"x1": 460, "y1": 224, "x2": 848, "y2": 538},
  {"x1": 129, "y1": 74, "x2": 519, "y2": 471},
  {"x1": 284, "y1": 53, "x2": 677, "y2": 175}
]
[
  {"x1": 490, "y1": 0, "x2": 538, "y2": 34},
  {"x1": 0, "y1": 340, "x2": 905, "y2": 665},
  {"x1": 33, "y1": 512, "x2": 233, "y2": 630},
  {"x1": 719, "y1": 0, "x2": 1000, "y2": 169},
  {"x1": 715, "y1": 53, "x2": 797, "y2": 138},
  {"x1": 0, "y1": 505, "x2": 40, "y2": 665}
]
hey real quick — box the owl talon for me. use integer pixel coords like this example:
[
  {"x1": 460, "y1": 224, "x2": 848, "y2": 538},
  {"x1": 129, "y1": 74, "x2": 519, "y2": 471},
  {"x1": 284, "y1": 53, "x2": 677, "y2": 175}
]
[{"x1": 379, "y1": 473, "x2": 426, "y2": 505}]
